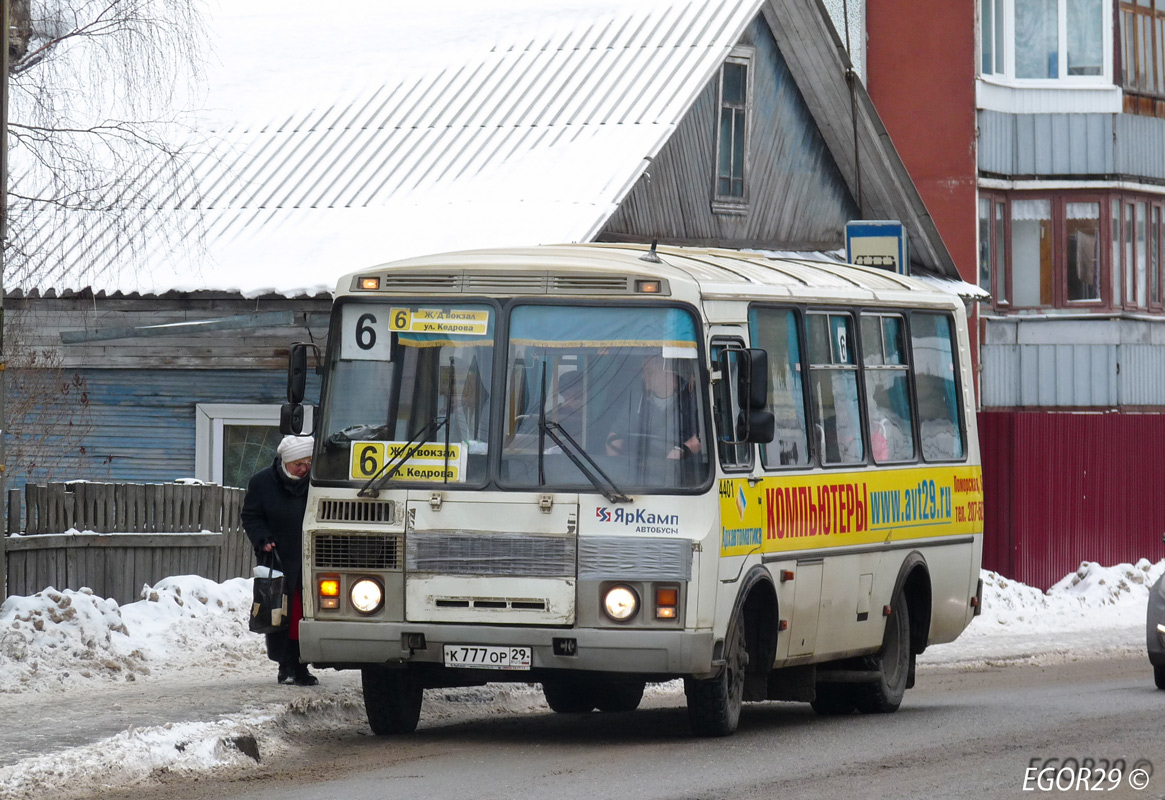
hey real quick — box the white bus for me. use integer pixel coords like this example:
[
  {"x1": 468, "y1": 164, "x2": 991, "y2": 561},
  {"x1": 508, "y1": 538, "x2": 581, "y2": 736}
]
[{"x1": 282, "y1": 243, "x2": 984, "y2": 737}]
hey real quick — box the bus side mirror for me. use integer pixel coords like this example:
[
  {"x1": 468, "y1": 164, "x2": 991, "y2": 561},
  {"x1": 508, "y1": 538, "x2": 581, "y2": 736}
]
[
  {"x1": 740, "y1": 348, "x2": 768, "y2": 411},
  {"x1": 280, "y1": 402, "x2": 305, "y2": 435},
  {"x1": 282, "y1": 343, "x2": 319, "y2": 435},
  {"x1": 288, "y1": 344, "x2": 309, "y2": 404},
  {"x1": 741, "y1": 349, "x2": 774, "y2": 443}
]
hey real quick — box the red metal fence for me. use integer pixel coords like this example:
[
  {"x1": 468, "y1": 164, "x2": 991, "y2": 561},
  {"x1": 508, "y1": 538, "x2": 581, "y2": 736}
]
[{"x1": 979, "y1": 411, "x2": 1165, "y2": 589}]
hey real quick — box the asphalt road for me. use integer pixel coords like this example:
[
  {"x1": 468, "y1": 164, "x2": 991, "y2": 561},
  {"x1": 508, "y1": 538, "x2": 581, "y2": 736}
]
[{"x1": 90, "y1": 654, "x2": 1165, "y2": 800}]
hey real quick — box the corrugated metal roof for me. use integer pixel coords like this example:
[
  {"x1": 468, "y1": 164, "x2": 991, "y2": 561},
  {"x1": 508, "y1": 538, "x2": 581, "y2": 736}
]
[{"x1": 15, "y1": 0, "x2": 762, "y2": 298}]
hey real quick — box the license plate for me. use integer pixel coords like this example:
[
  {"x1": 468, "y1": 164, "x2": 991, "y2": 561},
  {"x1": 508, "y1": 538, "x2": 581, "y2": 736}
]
[{"x1": 443, "y1": 644, "x2": 532, "y2": 670}]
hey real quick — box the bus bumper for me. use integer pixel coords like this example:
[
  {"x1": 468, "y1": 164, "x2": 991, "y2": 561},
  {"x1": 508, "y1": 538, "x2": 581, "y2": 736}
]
[{"x1": 299, "y1": 620, "x2": 716, "y2": 675}]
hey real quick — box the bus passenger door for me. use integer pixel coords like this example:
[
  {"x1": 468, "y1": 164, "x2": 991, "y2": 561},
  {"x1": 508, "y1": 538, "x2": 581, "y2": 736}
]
[{"x1": 785, "y1": 558, "x2": 824, "y2": 657}]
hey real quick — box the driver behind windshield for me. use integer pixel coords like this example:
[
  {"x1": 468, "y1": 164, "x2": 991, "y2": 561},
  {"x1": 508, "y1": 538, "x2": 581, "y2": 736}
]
[{"x1": 605, "y1": 354, "x2": 702, "y2": 462}]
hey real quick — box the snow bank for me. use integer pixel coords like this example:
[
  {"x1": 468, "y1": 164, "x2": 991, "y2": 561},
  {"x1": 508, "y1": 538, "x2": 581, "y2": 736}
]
[
  {"x1": 919, "y1": 558, "x2": 1163, "y2": 666},
  {"x1": 0, "y1": 575, "x2": 261, "y2": 694}
]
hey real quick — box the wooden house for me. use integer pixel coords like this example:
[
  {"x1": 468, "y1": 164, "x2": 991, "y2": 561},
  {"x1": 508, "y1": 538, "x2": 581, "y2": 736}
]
[{"x1": 6, "y1": 0, "x2": 967, "y2": 502}]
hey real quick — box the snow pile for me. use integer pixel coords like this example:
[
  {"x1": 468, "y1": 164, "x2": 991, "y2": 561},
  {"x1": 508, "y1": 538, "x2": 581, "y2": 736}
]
[
  {"x1": 0, "y1": 575, "x2": 262, "y2": 694},
  {"x1": 3, "y1": 713, "x2": 277, "y2": 800},
  {"x1": 920, "y1": 558, "x2": 1163, "y2": 666}
]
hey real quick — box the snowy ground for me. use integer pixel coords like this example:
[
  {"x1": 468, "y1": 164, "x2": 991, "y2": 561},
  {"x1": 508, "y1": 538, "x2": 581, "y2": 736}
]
[{"x1": 0, "y1": 559, "x2": 1161, "y2": 799}]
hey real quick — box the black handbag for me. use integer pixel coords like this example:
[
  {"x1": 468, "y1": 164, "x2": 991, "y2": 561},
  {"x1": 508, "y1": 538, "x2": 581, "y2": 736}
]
[{"x1": 249, "y1": 549, "x2": 290, "y2": 634}]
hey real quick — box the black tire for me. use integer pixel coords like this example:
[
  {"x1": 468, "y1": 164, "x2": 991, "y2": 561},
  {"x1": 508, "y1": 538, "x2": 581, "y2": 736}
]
[
  {"x1": 685, "y1": 620, "x2": 748, "y2": 737},
  {"x1": 361, "y1": 667, "x2": 423, "y2": 735},
  {"x1": 542, "y1": 677, "x2": 597, "y2": 713},
  {"x1": 810, "y1": 684, "x2": 857, "y2": 715},
  {"x1": 853, "y1": 592, "x2": 912, "y2": 714},
  {"x1": 594, "y1": 679, "x2": 646, "y2": 713},
  {"x1": 1154, "y1": 664, "x2": 1165, "y2": 691}
]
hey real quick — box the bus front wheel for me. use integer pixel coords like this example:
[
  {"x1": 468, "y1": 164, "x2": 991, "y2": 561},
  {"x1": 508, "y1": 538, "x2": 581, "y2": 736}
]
[
  {"x1": 362, "y1": 667, "x2": 423, "y2": 735},
  {"x1": 542, "y1": 677, "x2": 597, "y2": 713},
  {"x1": 685, "y1": 620, "x2": 748, "y2": 736},
  {"x1": 853, "y1": 592, "x2": 911, "y2": 714}
]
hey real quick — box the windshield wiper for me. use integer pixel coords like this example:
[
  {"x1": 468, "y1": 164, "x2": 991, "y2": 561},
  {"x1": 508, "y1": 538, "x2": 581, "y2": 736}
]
[
  {"x1": 536, "y1": 362, "x2": 631, "y2": 504},
  {"x1": 541, "y1": 420, "x2": 632, "y2": 504},
  {"x1": 443, "y1": 356, "x2": 455, "y2": 485},
  {"x1": 357, "y1": 415, "x2": 447, "y2": 498}
]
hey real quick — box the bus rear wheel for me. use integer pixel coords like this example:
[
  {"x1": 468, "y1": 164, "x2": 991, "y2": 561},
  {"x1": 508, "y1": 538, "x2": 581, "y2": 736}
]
[
  {"x1": 361, "y1": 667, "x2": 423, "y2": 735},
  {"x1": 853, "y1": 592, "x2": 911, "y2": 714},
  {"x1": 1155, "y1": 664, "x2": 1165, "y2": 691},
  {"x1": 685, "y1": 620, "x2": 747, "y2": 736}
]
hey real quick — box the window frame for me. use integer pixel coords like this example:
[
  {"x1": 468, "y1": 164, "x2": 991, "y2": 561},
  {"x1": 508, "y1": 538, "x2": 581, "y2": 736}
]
[
  {"x1": 1120, "y1": 0, "x2": 1165, "y2": 99},
  {"x1": 976, "y1": 190, "x2": 1165, "y2": 313},
  {"x1": 805, "y1": 309, "x2": 867, "y2": 469},
  {"x1": 908, "y1": 310, "x2": 968, "y2": 464},
  {"x1": 979, "y1": 0, "x2": 1113, "y2": 86},
  {"x1": 747, "y1": 304, "x2": 813, "y2": 472},
  {"x1": 194, "y1": 403, "x2": 309, "y2": 487},
  {"x1": 711, "y1": 46, "x2": 754, "y2": 216},
  {"x1": 860, "y1": 311, "x2": 919, "y2": 465},
  {"x1": 710, "y1": 337, "x2": 755, "y2": 473}
]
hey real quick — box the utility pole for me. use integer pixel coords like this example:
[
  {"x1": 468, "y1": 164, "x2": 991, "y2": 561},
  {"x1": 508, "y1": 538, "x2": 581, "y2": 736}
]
[{"x1": 1, "y1": 0, "x2": 10, "y2": 601}]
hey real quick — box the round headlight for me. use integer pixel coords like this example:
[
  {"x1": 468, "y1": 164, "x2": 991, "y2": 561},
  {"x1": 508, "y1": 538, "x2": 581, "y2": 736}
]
[
  {"x1": 603, "y1": 585, "x2": 639, "y2": 621},
  {"x1": 350, "y1": 578, "x2": 384, "y2": 614}
]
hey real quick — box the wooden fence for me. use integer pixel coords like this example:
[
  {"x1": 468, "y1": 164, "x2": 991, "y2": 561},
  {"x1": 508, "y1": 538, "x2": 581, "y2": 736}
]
[{"x1": 1, "y1": 482, "x2": 255, "y2": 604}]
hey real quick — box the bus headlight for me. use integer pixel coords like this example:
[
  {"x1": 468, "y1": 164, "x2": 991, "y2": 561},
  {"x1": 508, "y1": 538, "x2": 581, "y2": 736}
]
[
  {"x1": 350, "y1": 578, "x2": 384, "y2": 614},
  {"x1": 603, "y1": 585, "x2": 639, "y2": 622}
]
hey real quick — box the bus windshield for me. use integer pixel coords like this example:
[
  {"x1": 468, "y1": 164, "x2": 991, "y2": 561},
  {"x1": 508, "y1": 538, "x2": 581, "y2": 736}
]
[
  {"x1": 313, "y1": 300, "x2": 710, "y2": 492},
  {"x1": 499, "y1": 304, "x2": 710, "y2": 492},
  {"x1": 315, "y1": 301, "x2": 496, "y2": 485}
]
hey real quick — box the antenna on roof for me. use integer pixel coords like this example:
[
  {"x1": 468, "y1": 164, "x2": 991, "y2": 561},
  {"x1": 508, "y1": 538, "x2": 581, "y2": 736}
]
[{"x1": 639, "y1": 239, "x2": 661, "y2": 264}]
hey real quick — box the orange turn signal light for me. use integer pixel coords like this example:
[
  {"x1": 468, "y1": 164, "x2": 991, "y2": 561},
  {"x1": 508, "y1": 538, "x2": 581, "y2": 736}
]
[
  {"x1": 636, "y1": 279, "x2": 662, "y2": 294},
  {"x1": 655, "y1": 586, "x2": 678, "y2": 619},
  {"x1": 319, "y1": 578, "x2": 340, "y2": 597},
  {"x1": 359, "y1": 276, "x2": 381, "y2": 290}
]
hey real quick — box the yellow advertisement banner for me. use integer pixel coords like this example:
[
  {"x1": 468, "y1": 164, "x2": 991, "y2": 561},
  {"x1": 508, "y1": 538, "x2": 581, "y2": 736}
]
[
  {"x1": 349, "y1": 440, "x2": 464, "y2": 483},
  {"x1": 389, "y1": 307, "x2": 489, "y2": 336},
  {"x1": 718, "y1": 466, "x2": 983, "y2": 557}
]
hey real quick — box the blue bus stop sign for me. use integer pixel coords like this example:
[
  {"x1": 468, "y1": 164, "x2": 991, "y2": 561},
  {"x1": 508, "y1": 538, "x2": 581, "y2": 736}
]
[{"x1": 845, "y1": 220, "x2": 908, "y2": 274}]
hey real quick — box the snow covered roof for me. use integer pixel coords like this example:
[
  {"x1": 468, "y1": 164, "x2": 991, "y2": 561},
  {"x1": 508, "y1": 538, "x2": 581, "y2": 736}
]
[
  {"x1": 14, "y1": 0, "x2": 766, "y2": 298},
  {"x1": 11, "y1": 0, "x2": 959, "y2": 300}
]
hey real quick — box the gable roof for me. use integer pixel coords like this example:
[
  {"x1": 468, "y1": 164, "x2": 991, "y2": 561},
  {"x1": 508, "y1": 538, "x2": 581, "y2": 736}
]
[{"x1": 12, "y1": 0, "x2": 956, "y2": 299}]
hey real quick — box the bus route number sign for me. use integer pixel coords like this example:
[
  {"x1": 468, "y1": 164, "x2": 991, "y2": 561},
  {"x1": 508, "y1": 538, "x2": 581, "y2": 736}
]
[{"x1": 349, "y1": 440, "x2": 464, "y2": 483}]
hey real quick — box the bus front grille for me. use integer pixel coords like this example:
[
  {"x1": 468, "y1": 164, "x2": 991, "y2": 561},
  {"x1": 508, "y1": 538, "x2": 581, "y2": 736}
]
[
  {"x1": 407, "y1": 531, "x2": 575, "y2": 577},
  {"x1": 317, "y1": 499, "x2": 396, "y2": 524},
  {"x1": 314, "y1": 533, "x2": 402, "y2": 571}
]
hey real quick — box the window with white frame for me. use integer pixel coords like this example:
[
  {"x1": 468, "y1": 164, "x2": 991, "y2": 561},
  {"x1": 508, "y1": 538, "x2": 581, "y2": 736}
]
[
  {"x1": 195, "y1": 404, "x2": 312, "y2": 488},
  {"x1": 981, "y1": 0, "x2": 1110, "y2": 82}
]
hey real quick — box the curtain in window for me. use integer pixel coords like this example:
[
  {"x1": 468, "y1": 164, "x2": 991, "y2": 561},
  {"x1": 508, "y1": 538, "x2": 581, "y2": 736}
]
[
  {"x1": 1067, "y1": 0, "x2": 1103, "y2": 75},
  {"x1": 1016, "y1": 0, "x2": 1059, "y2": 78}
]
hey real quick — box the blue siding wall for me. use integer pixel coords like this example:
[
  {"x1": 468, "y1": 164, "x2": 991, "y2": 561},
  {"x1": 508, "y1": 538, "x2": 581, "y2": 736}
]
[{"x1": 9, "y1": 369, "x2": 324, "y2": 490}]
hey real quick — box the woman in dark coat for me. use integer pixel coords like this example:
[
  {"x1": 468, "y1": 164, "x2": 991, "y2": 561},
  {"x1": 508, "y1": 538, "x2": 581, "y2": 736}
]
[{"x1": 241, "y1": 434, "x2": 318, "y2": 686}]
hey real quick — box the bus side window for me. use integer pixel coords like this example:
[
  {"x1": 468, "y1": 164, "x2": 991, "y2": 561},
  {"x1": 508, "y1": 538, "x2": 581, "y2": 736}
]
[
  {"x1": 807, "y1": 312, "x2": 864, "y2": 466},
  {"x1": 861, "y1": 313, "x2": 916, "y2": 463},
  {"x1": 747, "y1": 306, "x2": 809, "y2": 468},
  {"x1": 711, "y1": 342, "x2": 753, "y2": 471},
  {"x1": 910, "y1": 312, "x2": 965, "y2": 461}
]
